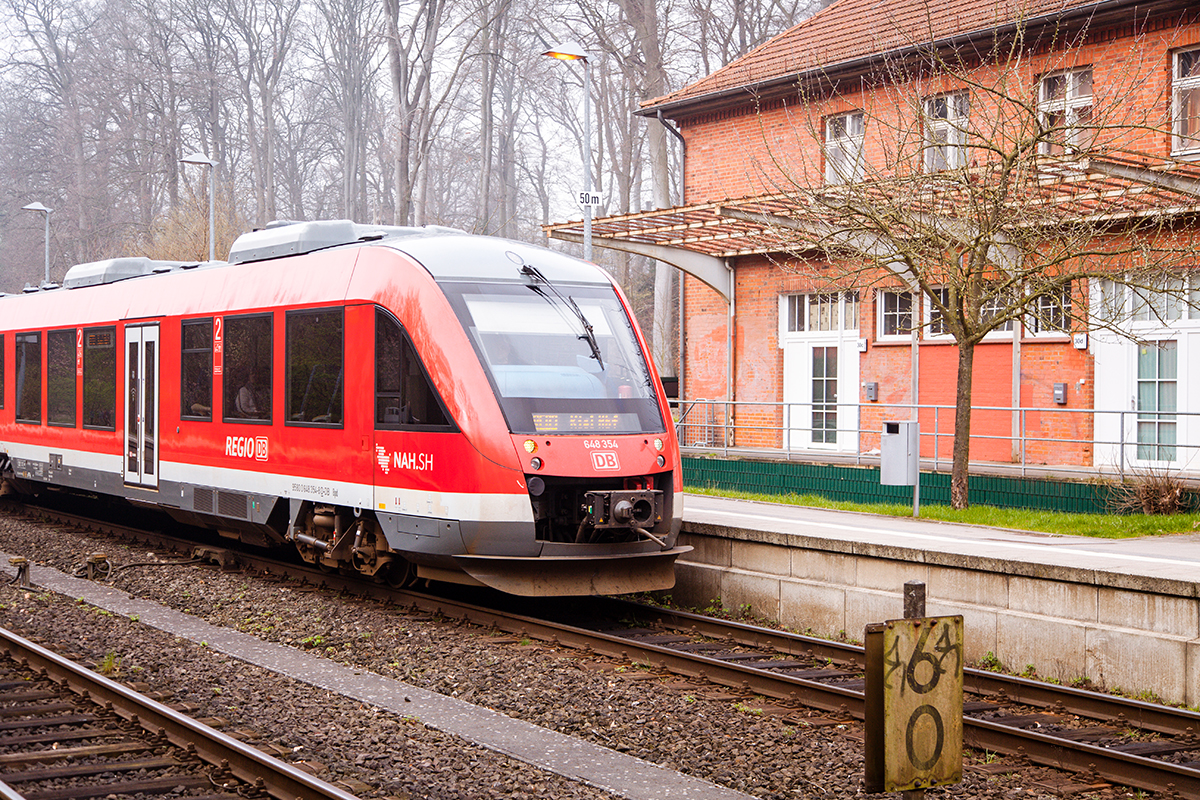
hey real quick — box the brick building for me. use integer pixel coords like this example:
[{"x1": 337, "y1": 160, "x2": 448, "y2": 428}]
[{"x1": 547, "y1": 0, "x2": 1200, "y2": 475}]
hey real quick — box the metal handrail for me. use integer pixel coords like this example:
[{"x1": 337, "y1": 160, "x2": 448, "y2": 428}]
[{"x1": 670, "y1": 399, "x2": 1200, "y2": 478}]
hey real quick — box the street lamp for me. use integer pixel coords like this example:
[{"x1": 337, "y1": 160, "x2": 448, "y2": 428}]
[
  {"x1": 180, "y1": 152, "x2": 217, "y2": 262},
  {"x1": 542, "y1": 40, "x2": 594, "y2": 262},
  {"x1": 21, "y1": 202, "x2": 52, "y2": 285}
]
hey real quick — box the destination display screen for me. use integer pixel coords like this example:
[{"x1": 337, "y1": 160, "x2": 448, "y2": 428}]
[{"x1": 532, "y1": 412, "x2": 639, "y2": 433}]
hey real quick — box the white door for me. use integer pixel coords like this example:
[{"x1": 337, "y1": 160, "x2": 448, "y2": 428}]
[
  {"x1": 783, "y1": 338, "x2": 859, "y2": 450},
  {"x1": 124, "y1": 323, "x2": 160, "y2": 488}
]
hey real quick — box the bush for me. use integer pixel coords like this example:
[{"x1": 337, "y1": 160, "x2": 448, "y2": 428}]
[{"x1": 1106, "y1": 467, "x2": 1195, "y2": 516}]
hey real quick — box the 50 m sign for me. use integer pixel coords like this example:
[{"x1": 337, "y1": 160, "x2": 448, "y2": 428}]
[{"x1": 864, "y1": 615, "x2": 963, "y2": 793}]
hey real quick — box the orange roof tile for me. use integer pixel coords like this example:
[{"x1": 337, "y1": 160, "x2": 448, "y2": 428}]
[{"x1": 643, "y1": 0, "x2": 1123, "y2": 115}]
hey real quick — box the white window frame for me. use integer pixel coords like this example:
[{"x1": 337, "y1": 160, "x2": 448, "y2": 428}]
[
  {"x1": 1038, "y1": 68, "x2": 1093, "y2": 155},
  {"x1": 980, "y1": 286, "x2": 1017, "y2": 337},
  {"x1": 1026, "y1": 283, "x2": 1073, "y2": 336},
  {"x1": 783, "y1": 292, "x2": 860, "y2": 334},
  {"x1": 1173, "y1": 48, "x2": 1200, "y2": 156},
  {"x1": 825, "y1": 112, "x2": 865, "y2": 185},
  {"x1": 926, "y1": 287, "x2": 953, "y2": 338},
  {"x1": 877, "y1": 289, "x2": 914, "y2": 339},
  {"x1": 1095, "y1": 275, "x2": 1200, "y2": 327},
  {"x1": 924, "y1": 93, "x2": 969, "y2": 172},
  {"x1": 1131, "y1": 276, "x2": 1200, "y2": 324}
]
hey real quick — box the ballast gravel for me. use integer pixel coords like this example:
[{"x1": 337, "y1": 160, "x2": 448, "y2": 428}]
[{"x1": 0, "y1": 509, "x2": 1143, "y2": 800}]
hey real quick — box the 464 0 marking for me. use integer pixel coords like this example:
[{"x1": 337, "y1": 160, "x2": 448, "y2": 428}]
[{"x1": 865, "y1": 615, "x2": 964, "y2": 794}]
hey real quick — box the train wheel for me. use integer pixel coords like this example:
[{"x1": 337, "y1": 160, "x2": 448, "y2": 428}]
[{"x1": 380, "y1": 558, "x2": 415, "y2": 588}]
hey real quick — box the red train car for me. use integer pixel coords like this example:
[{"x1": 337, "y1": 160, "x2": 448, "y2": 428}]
[{"x1": 0, "y1": 221, "x2": 687, "y2": 595}]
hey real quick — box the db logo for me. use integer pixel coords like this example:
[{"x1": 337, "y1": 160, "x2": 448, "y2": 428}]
[{"x1": 591, "y1": 451, "x2": 620, "y2": 471}]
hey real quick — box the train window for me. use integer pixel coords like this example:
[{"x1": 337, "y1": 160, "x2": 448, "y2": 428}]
[
  {"x1": 47, "y1": 329, "x2": 77, "y2": 427},
  {"x1": 83, "y1": 327, "x2": 116, "y2": 430},
  {"x1": 181, "y1": 319, "x2": 213, "y2": 420},
  {"x1": 222, "y1": 314, "x2": 272, "y2": 424},
  {"x1": 374, "y1": 309, "x2": 454, "y2": 430},
  {"x1": 14, "y1": 332, "x2": 41, "y2": 424},
  {"x1": 286, "y1": 308, "x2": 343, "y2": 427}
]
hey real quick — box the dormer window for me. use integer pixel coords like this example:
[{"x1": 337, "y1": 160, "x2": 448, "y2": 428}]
[
  {"x1": 1039, "y1": 68, "x2": 1093, "y2": 155},
  {"x1": 1173, "y1": 48, "x2": 1200, "y2": 156},
  {"x1": 825, "y1": 112, "x2": 864, "y2": 184},
  {"x1": 925, "y1": 93, "x2": 969, "y2": 171}
]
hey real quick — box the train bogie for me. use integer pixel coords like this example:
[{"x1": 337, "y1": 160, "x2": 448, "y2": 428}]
[{"x1": 0, "y1": 221, "x2": 688, "y2": 596}]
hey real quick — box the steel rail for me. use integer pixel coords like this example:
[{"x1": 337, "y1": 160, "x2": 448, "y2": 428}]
[
  {"x1": 966, "y1": 718, "x2": 1200, "y2": 797},
  {"x1": 602, "y1": 599, "x2": 1200, "y2": 737},
  {"x1": 0, "y1": 626, "x2": 361, "y2": 800}
]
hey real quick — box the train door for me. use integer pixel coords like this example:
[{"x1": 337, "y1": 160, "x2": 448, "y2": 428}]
[{"x1": 123, "y1": 323, "x2": 160, "y2": 489}]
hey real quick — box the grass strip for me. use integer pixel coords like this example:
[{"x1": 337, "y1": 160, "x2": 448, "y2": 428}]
[{"x1": 685, "y1": 485, "x2": 1200, "y2": 538}]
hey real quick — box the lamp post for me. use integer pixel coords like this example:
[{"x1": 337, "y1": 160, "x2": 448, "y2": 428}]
[
  {"x1": 542, "y1": 40, "x2": 593, "y2": 262},
  {"x1": 21, "y1": 202, "x2": 52, "y2": 285},
  {"x1": 180, "y1": 152, "x2": 217, "y2": 262}
]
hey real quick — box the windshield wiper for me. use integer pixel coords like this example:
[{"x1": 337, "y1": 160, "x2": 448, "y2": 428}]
[{"x1": 520, "y1": 264, "x2": 604, "y2": 369}]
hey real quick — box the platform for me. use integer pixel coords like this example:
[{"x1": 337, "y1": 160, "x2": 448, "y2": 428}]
[{"x1": 676, "y1": 493, "x2": 1200, "y2": 706}]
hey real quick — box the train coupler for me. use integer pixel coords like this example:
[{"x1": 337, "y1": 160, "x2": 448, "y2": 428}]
[{"x1": 581, "y1": 489, "x2": 663, "y2": 530}]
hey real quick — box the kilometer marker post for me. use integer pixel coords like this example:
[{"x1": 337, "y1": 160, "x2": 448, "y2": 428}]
[{"x1": 864, "y1": 580, "x2": 963, "y2": 796}]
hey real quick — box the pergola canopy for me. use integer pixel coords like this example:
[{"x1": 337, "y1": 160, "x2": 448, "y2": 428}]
[{"x1": 543, "y1": 153, "x2": 1200, "y2": 304}]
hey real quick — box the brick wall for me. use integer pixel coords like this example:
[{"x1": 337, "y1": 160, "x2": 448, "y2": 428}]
[{"x1": 675, "y1": 10, "x2": 1197, "y2": 470}]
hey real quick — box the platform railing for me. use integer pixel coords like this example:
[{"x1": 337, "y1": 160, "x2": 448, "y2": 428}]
[{"x1": 670, "y1": 398, "x2": 1200, "y2": 479}]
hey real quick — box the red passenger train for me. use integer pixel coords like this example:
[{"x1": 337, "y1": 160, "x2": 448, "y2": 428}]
[{"x1": 0, "y1": 221, "x2": 687, "y2": 595}]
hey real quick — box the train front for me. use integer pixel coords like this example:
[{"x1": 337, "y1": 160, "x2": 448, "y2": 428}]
[{"x1": 433, "y1": 242, "x2": 689, "y2": 596}]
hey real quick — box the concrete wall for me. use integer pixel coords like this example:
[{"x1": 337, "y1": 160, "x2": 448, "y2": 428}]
[{"x1": 671, "y1": 524, "x2": 1200, "y2": 707}]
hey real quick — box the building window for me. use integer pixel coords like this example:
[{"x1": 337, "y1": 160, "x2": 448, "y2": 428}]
[
  {"x1": 1028, "y1": 284, "x2": 1072, "y2": 334},
  {"x1": 825, "y1": 112, "x2": 864, "y2": 184},
  {"x1": 82, "y1": 327, "x2": 116, "y2": 429},
  {"x1": 375, "y1": 308, "x2": 453, "y2": 430},
  {"x1": 15, "y1": 332, "x2": 41, "y2": 424},
  {"x1": 982, "y1": 294, "x2": 1014, "y2": 332},
  {"x1": 786, "y1": 292, "x2": 859, "y2": 332},
  {"x1": 47, "y1": 329, "x2": 76, "y2": 427},
  {"x1": 181, "y1": 319, "x2": 213, "y2": 420},
  {"x1": 925, "y1": 93, "x2": 969, "y2": 171},
  {"x1": 845, "y1": 292, "x2": 859, "y2": 330},
  {"x1": 287, "y1": 308, "x2": 343, "y2": 426},
  {"x1": 879, "y1": 290, "x2": 913, "y2": 337},
  {"x1": 1137, "y1": 341, "x2": 1176, "y2": 462},
  {"x1": 1174, "y1": 48, "x2": 1200, "y2": 155},
  {"x1": 1133, "y1": 277, "x2": 1185, "y2": 323},
  {"x1": 1039, "y1": 68, "x2": 1093, "y2": 154},
  {"x1": 812, "y1": 346, "x2": 838, "y2": 444},
  {"x1": 928, "y1": 288, "x2": 952, "y2": 336},
  {"x1": 222, "y1": 314, "x2": 272, "y2": 423}
]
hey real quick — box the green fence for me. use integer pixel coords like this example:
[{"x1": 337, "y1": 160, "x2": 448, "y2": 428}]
[{"x1": 682, "y1": 456, "x2": 1117, "y2": 513}]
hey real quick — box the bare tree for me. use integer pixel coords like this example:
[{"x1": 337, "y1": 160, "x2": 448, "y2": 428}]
[
  {"x1": 683, "y1": 0, "x2": 817, "y2": 74},
  {"x1": 309, "y1": 0, "x2": 384, "y2": 220},
  {"x1": 219, "y1": 0, "x2": 303, "y2": 224},
  {"x1": 734, "y1": 20, "x2": 1200, "y2": 508}
]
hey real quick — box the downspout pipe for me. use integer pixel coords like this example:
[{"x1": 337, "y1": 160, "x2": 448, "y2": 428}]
[{"x1": 657, "y1": 110, "x2": 686, "y2": 205}]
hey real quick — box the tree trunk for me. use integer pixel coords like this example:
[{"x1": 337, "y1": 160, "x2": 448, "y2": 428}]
[{"x1": 951, "y1": 340, "x2": 975, "y2": 509}]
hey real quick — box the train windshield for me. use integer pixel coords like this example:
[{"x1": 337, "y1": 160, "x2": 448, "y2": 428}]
[{"x1": 442, "y1": 281, "x2": 665, "y2": 434}]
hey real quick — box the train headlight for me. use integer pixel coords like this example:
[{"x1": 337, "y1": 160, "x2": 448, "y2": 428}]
[
  {"x1": 523, "y1": 439, "x2": 538, "y2": 454},
  {"x1": 530, "y1": 457, "x2": 543, "y2": 471},
  {"x1": 656, "y1": 455, "x2": 666, "y2": 467},
  {"x1": 653, "y1": 438, "x2": 664, "y2": 451}
]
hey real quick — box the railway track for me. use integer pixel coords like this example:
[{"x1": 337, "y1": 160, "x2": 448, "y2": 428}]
[
  {"x1": 10, "y1": 498, "x2": 1200, "y2": 799},
  {"x1": 0, "y1": 624, "x2": 362, "y2": 800}
]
